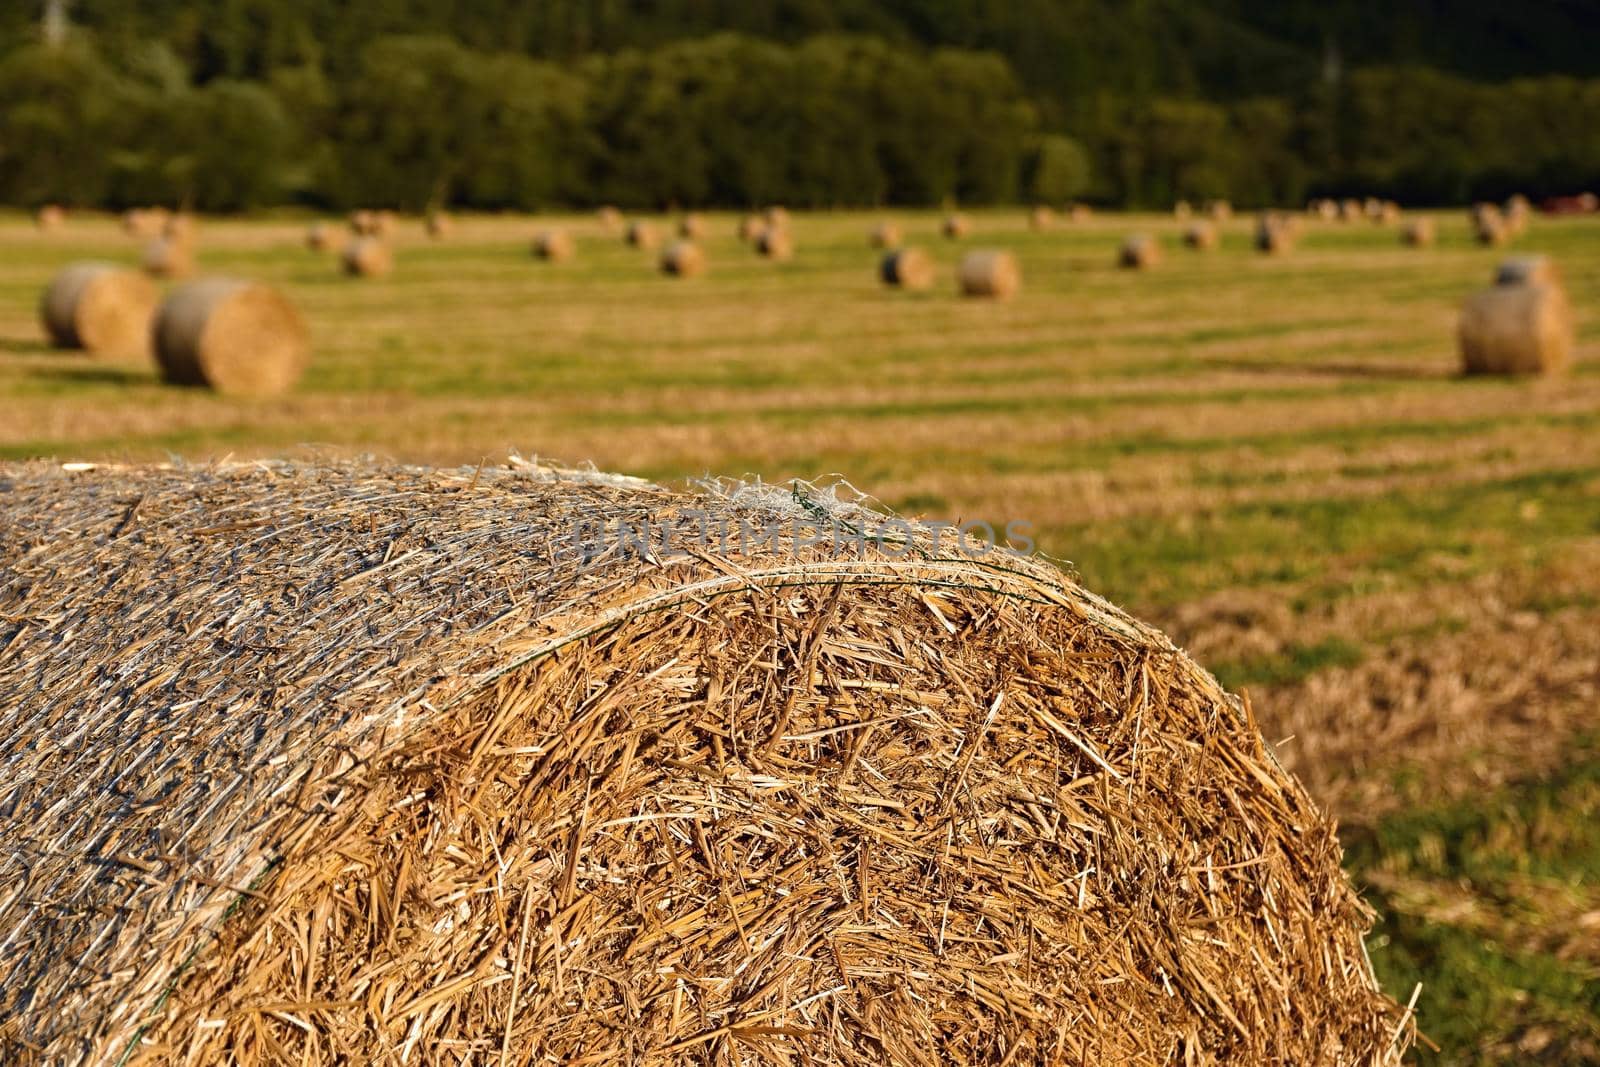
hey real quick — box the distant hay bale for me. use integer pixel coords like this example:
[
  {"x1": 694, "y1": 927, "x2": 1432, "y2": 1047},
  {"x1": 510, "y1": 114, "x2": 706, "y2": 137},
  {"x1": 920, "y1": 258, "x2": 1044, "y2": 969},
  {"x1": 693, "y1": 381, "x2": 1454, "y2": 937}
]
[
  {"x1": 1029, "y1": 205, "x2": 1056, "y2": 231},
  {"x1": 425, "y1": 211, "x2": 454, "y2": 239},
  {"x1": 879, "y1": 247, "x2": 935, "y2": 290},
  {"x1": 39, "y1": 262, "x2": 158, "y2": 357},
  {"x1": 0, "y1": 459, "x2": 1411, "y2": 1065},
  {"x1": 151, "y1": 277, "x2": 310, "y2": 395},
  {"x1": 165, "y1": 213, "x2": 197, "y2": 242},
  {"x1": 1400, "y1": 218, "x2": 1436, "y2": 247},
  {"x1": 532, "y1": 228, "x2": 575, "y2": 262},
  {"x1": 1503, "y1": 195, "x2": 1531, "y2": 237},
  {"x1": 305, "y1": 222, "x2": 334, "y2": 252},
  {"x1": 1118, "y1": 233, "x2": 1162, "y2": 269},
  {"x1": 1067, "y1": 202, "x2": 1093, "y2": 221},
  {"x1": 1206, "y1": 199, "x2": 1233, "y2": 221},
  {"x1": 597, "y1": 205, "x2": 623, "y2": 233},
  {"x1": 348, "y1": 209, "x2": 378, "y2": 236},
  {"x1": 1254, "y1": 214, "x2": 1295, "y2": 254},
  {"x1": 658, "y1": 240, "x2": 705, "y2": 277},
  {"x1": 341, "y1": 237, "x2": 393, "y2": 278},
  {"x1": 755, "y1": 226, "x2": 793, "y2": 260},
  {"x1": 1174, "y1": 200, "x2": 1193, "y2": 219},
  {"x1": 1338, "y1": 198, "x2": 1362, "y2": 222},
  {"x1": 1472, "y1": 204, "x2": 1508, "y2": 246},
  {"x1": 1309, "y1": 198, "x2": 1339, "y2": 221},
  {"x1": 35, "y1": 204, "x2": 65, "y2": 230},
  {"x1": 957, "y1": 249, "x2": 1021, "y2": 299},
  {"x1": 1182, "y1": 221, "x2": 1218, "y2": 250},
  {"x1": 677, "y1": 214, "x2": 706, "y2": 240},
  {"x1": 737, "y1": 214, "x2": 763, "y2": 242},
  {"x1": 625, "y1": 220, "x2": 659, "y2": 250},
  {"x1": 868, "y1": 221, "x2": 901, "y2": 249},
  {"x1": 1362, "y1": 197, "x2": 1384, "y2": 221},
  {"x1": 1371, "y1": 201, "x2": 1400, "y2": 225},
  {"x1": 941, "y1": 213, "x2": 971, "y2": 239},
  {"x1": 1495, "y1": 255, "x2": 1560, "y2": 288},
  {"x1": 142, "y1": 236, "x2": 194, "y2": 279},
  {"x1": 122, "y1": 207, "x2": 169, "y2": 239},
  {"x1": 763, "y1": 205, "x2": 790, "y2": 231},
  {"x1": 1459, "y1": 282, "x2": 1573, "y2": 376}
]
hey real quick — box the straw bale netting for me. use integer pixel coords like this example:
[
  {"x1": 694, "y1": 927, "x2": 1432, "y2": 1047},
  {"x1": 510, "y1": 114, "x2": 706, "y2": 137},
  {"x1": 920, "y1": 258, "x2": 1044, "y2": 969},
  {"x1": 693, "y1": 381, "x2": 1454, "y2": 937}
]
[
  {"x1": 305, "y1": 221, "x2": 334, "y2": 252},
  {"x1": 879, "y1": 247, "x2": 935, "y2": 290},
  {"x1": 626, "y1": 220, "x2": 659, "y2": 250},
  {"x1": 1182, "y1": 221, "x2": 1218, "y2": 251},
  {"x1": 151, "y1": 278, "x2": 310, "y2": 395},
  {"x1": 0, "y1": 460, "x2": 1409, "y2": 1065},
  {"x1": 941, "y1": 213, "x2": 970, "y2": 239},
  {"x1": 659, "y1": 239, "x2": 705, "y2": 277},
  {"x1": 341, "y1": 237, "x2": 392, "y2": 277},
  {"x1": 532, "y1": 228, "x2": 575, "y2": 262},
  {"x1": 1459, "y1": 257, "x2": 1573, "y2": 376},
  {"x1": 141, "y1": 235, "x2": 194, "y2": 279},
  {"x1": 957, "y1": 249, "x2": 1021, "y2": 299},
  {"x1": 1400, "y1": 218, "x2": 1435, "y2": 247},
  {"x1": 869, "y1": 221, "x2": 901, "y2": 249},
  {"x1": 1028, "y1": 205, "x2": 1055, "y2": 231},
  {"x1": 39, "y1": 262, "x2": 157, "y2": 357},
  {"x1": 35, "y1": 203, "x2": 65, "y2": 230},
  {"x1": 755, "y1": 226, "x2": 793, "y2": 260},
  {"x1": 1118, "y1": 233, "x2": 1162, "y2": 269}
]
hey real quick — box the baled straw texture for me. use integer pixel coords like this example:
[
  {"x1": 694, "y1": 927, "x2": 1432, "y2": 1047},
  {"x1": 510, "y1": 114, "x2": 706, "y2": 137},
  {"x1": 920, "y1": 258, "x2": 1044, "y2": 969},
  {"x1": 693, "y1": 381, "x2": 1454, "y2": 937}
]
[
  {"x1": 1254, "y1": 215, "x2": 1294, "y2": 255},
  {"x1": 763, "y1": 206, "x2": 790, "y2": 231},
  {"x1": 957, "y1": 249, "x2": 1021, "y2": 299},
  {"x1": 880, "y1": 247, "x2": 935, "y2": 290},
  {"x1": 659, "y1": 240, "x2": 706, "y2": 277},
  {"x1": 1496, "y1": 255, "x2": 1559, "y2": 288},
  {"x1": 151, "y1": 278, "x2": 310, "y2": 396},
  {"x1": 0, "y1": 461, "x2": 1409, "y2": 1067},
  {"x1": 39, "y1": 263, "x2": 158, "y2": 358},
  {"x1": 597, "y1": 206, "x2": 624, "y2": 233}
]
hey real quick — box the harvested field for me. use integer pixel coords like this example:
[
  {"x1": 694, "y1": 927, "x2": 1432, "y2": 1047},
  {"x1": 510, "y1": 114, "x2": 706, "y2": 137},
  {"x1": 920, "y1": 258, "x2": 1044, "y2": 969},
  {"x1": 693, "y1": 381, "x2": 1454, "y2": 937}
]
[{"x1": 0, "y1": 208, "x2": 1598, "y2": 1063}]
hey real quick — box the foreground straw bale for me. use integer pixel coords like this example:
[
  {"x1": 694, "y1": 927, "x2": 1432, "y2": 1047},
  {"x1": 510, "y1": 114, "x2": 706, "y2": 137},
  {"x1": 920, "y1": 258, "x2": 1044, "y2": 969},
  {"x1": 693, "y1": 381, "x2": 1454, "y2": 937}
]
[
  {"x1": 39, "y1": 263, "x2": 157, "y2": 357},
  {"x1": 0, "y1": 462, "x2": 1408, "y2": 1064}
]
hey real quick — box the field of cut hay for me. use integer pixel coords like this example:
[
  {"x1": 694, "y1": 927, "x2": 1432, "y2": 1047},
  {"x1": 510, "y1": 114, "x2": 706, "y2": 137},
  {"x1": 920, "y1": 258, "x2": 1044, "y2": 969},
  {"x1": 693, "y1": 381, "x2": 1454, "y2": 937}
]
[{"x1": 2, "y1": 208, "x2": 1599, "y2": 1063}]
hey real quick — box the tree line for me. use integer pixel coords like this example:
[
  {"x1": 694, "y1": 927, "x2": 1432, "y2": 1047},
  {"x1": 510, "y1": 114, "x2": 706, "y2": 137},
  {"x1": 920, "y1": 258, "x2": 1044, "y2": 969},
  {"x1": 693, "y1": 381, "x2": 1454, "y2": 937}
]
[{"x1": 1, "y1": 29, "x2": 1596, "y2": 213}]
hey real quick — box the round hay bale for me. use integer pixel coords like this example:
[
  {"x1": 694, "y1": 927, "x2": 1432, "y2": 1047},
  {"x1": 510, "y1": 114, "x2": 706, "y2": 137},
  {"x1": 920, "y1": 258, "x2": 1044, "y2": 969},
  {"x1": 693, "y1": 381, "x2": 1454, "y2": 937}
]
[
  {"x1": 1474, "y1": 210, "x2": 1508, "y2": 247},
  {"x1": 957, "y1": 248, "x2": 1021, "y2": 299},
  {"x1": 1338, "y1": 198, "x2": 1362, "y2": 222},
  {"x1": 1067, "y1": 202, "x2": 1093, "y2": 221},
  {"x1": 1400, "y1": 218, "x2": 1436, "y2": 247},
  {"x1": 425, "y1": 211, "x2": 454, "y2": 239},
  {"x1": 1118, "y1": 233, "x2": 1162, "y2": 269},
  {"x1": 941, "y1": 213, "x2": 970, "y2": 240},
  {"x1": 38, "y1": 262, "x2": 158, "y2": 357},
  {"x1": 737, "y1": 214, "x2": 764, "y2": 242},
  {"x1": 763, "y1": 205, "x2": 790, "y2": 231},
  {"x1": 348, "y1": 209, "x2": 378, "y2": 236},
  {"x1": 1503, "y1": 195, "x2": 1531, "y2": 237},
  {"x1": 305, "y1": 221, "x2": 334, "y2": 252},
  {"x1": 879, "y1": 246, "x2": 935, "y2": 290},
  {"x1": 0, "y1": 460, "x2": 1411, "y2": 1065},
  {"x1": 1309, "y1": 198, "x2": 1339, "y2": 221},
  {"x1": 1174, "y1": 199, "x2": 1193, "y2": 219},
  {"x1": 868, "y1": 221, "x2": 901, "y2": 249},
  {"x1": 151, "y1": 277, "x2": 310, "y2": 395},
  {"x1": 1362, "y1": 197, "x2": 1384, "y2": 221},
  {"x1": 659, "y1": 239, "x2": 705, "y2": 277},
  {"x1": 122, "y1": 206, "x2": 169, "y2": 238},
  {"x1": 35, "y1": 204, "x2": 65, "y2": 230},
  {"x1": 1182, "y1": 220, "x2": 1218, "y2": 250},
  {"x1": 755, "y1": 226, "x2": 793, "y2": 260},
  {"x1": 164, "y1": 213, "x2": 197, "y2": 242},
  {"x1": 532, "y1": 228, "x2": 575, "y2": 262},
  {"x1": 1029, "y1": 205, "x2": 1056, "y2": 231},
  {"x1": 341, "y1": 237, "x2": 393, "y2": 278},
  {"x1": 1371, "y1": 201, "x2": 1400, "y2": 225},
  {"x1": 1459, "y1": 283, "x2": 1573, "y2": 375},
  {"x1": 597, "y1": 205, "x2": 624, "y2": 233},
  {"x1": 625, "y1": 220, "x2": 659, "y2": 250},
  {"x1": 1254, "y1": 214, "x2": 1295, "y2": 254},
  {"x1": 371, "y1": 210, "x2": 398, "y2": 240},
  {"x1": 1495, "y1": 255, "x2": 1560, "y2": 288},
  {"x1": 677, "y1": 213, "x2": 706, "y2": 240},
  {"x1": 141, "y1": 236, "x2": 194, "y2": 279},
  {"x1": 1206, "y1": 199, "x2": 1233, "y2": 221}
]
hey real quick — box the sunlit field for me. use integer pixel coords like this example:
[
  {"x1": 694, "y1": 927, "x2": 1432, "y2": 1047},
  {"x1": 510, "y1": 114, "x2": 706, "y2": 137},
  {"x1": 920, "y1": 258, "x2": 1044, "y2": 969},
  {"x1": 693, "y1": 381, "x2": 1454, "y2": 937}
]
[{"x1": 4, "y1": 208, "x2": 1599, "y2": 1062}]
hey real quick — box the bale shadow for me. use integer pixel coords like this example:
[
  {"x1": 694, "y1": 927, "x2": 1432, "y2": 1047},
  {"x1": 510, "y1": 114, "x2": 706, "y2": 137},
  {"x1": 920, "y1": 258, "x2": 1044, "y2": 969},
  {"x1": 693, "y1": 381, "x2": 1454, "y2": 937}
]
[
  {"x1": 0, "y1": 337, "x2": 52, "y2": 356},
  {"x1": 23, "y1": 362, "x2": 152, "y2": 387}
]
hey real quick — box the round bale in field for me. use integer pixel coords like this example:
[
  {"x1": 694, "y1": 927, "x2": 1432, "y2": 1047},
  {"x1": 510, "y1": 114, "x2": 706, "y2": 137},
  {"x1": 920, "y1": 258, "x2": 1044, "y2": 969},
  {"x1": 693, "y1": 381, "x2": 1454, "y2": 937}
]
[
  {"x1": 596, "y1": 205, "x2": 623, "y2": 233},
  {"x1": 879, "y1": 247, "x2": 935, "y2": 290},
  {"x1": 1255, "y1": 214, "x2": 1295, "y2": 254},
  {"x1": 763, "y1": 205, "x2": 790, "y2": 231},
  {"x1": 1067, "y1": 202, "x2": 1094, "y2": 221},
  {"x1": 152, "y1": 277, "x2": 309, "y2": 395},
  {"x1": 1029, "y1": 205, "x2": 1056, "y2": 231},
  {"x1": 737, "y1": 214, "x2": 763, "y2": 242},
  {"x1": 35, "y1": 204, "x2": 65, "y2": 230},
  {"x1": 957, "y1": 248, "x2": 1021, "y2": 299},
  {"x1": 755, "y1": 226, "x2": 793, "y2": 260},
  {"x1": 532, "y1": 228, "x2": 575, "y2": 262},
  {"x1": 677, "y1": 214, "x2": 706, "y2": 240},
  {"x1": 425, "y1": 211, "x2": 454, "y2": 239},
  {"x1": 0, "y1": 460, "x2": 1411, "y2": 1064},
  {"x1": 1206, "y1": 199, "x2": 1233, "y2": 221},
  {"x1": 1338, "y1": 198, "x2": 1362, "y2": 222},
  {"x1": 1119, "y1": 233, "x2": 1162, "y2": 269},
  {"x1": 39, "y1": 262, "x2": 158, "y2": 357},
  {"x1": 625, "y1": 220, "x2": 659, "y2": 250},
  {"x1": 1174, "y1": 199, "x2": 1193, "y2": 219},
  {"x1": 122, "y1": 206, "x2": 169, "y2": 238},
  {"x1": 1399, "y1": 218, "x2": 1435, "y2": 247},
  {"x1": 305, "y1": 221, "x2": 335, "y2": 252},
  {"x1": 1459, "y1": 257, "x2": 1572, "y2": 376},
  {"x1": 142, "y1": 236, "x2": 194, "y2": 279},
  {"x1": 941, "y1": 213, "x2": 971, "y2": 239},
  {"x1": 659, "y1": 240, "x2": 705, "y2": 277},
  {"x1": 341, "y1": 237, "x2": 392, "y2": 278},
  {"x1": 1183, "y1": 221, "x2": 1218, "y2": 250},
  {"x1": 1471, "y1": 202, "x2": 1507, "y2": 246},
  {"x1": 869, "y1": 221, "x2": 901, "y2": 249}
]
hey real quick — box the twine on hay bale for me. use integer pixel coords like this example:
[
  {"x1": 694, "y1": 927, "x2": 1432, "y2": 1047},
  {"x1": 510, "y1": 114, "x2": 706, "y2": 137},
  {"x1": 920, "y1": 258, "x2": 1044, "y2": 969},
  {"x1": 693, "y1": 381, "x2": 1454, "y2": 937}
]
[
  {"x1": 941, "y1": 213, "x2": 971, "y2": 239},
  {"x1": 625, "y1": 220, "x2": 659, "y2": 250},
  {"x1": 659, "y1": 239, "x2": 705, "y2": 277},
  {"x1": 879, "y1": 247, "x2": 935, "y2": 290},
  {"x1": 755, "y1": 226, "x2": 793, "y2": 260},
  {"x1": 151, "y1": 277, "x2": 310, "y2": 395},
  {"x1": 1119, "y1": 233, "x2": 1162, "y2": 269},
  {"x1": 341, "y1": 237, "x2": 392, "y2": 277},
  {"x1": 141, "y1": 235, "x2": 194, "y2": 279},
  {"x1": 869, "y1": 221, "x2": 901, "y2": 249},
  {"x1": 1401, "y1": 218, "x2": 1436, "y2": 247},
  {"x1": 1459, "y1": 257, "x2": 1573, "y2": 376},
  {"x1": 0, "y1": 459, "x2": 1412, "y2": 1065},
  {"x1": 1182, "y1": 220, "x2": 1218, "y2": 250},
  {"x1": 39, "y1": 262, "x2": 157, "y2": 357},
  {"x1": 957, "y1": 248, "x2": 1021, "y2": 299},
  {"x1": 532, "y1": 228, "x2": 575, "y2": 262},
  {"x1": 35, "y1": 204, "x2": 65, "y2": 230}
]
